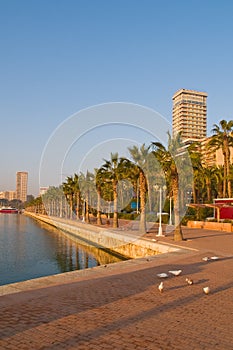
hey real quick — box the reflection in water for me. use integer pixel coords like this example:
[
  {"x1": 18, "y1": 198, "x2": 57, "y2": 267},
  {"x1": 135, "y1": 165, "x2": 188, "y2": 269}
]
[
  {"x1": 0, "y1": 215, "x2": 126, "y2": 286},
  {"x1": 36, "y1": 220, "x2": 127, "y2": 270}
]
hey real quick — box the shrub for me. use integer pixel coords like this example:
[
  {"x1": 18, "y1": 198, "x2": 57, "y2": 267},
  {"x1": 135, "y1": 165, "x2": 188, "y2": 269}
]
[
  {"x1": 181, "y1": 215, "x2": 196, "y2": 226},
  {"x1": 118, "y1": 212, "x2": 139, "y2": 220}
]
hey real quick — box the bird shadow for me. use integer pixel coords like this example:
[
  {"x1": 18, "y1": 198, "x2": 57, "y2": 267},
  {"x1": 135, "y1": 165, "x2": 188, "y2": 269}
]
[{"x1": 191, "y1": 278, "x2": 209, "y2": 285}]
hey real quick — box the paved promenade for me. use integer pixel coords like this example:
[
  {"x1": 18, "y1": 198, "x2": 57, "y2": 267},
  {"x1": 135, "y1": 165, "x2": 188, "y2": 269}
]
[{"x1": 0, "y1": 223, "x2": 233, "y2": 349}]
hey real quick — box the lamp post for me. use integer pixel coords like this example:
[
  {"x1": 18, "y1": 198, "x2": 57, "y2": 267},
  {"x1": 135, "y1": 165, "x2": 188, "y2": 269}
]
[
  {"x1": 154, "y1": 185, "x2": 167, "y2": 237},
  {"x1": 82, "y1": 199, "x2": 86, "y2": 222},
  {"x1": 136, "y1": 179, "x2": 139, "y2": 214},
  {"x1": 169, "y1": 196, "x2": 173, "y2": 226}
]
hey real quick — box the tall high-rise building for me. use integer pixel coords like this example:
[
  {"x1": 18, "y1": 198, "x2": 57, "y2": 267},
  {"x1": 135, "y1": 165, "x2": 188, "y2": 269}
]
[
  {"x1": 16, "y1": 172, "x2": 28, "y2": 202},
  {"x1": 172, "y1": 89, "x2": 207, "y2": 141}
]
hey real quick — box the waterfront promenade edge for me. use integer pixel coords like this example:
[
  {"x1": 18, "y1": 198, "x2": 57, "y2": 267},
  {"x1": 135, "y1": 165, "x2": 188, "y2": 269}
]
[{"x1": 0, "y1": 217, "x2": 233, "y2": 349}]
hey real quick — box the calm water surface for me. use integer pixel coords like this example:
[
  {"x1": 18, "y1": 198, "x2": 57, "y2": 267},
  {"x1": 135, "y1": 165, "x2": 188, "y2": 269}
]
[{"x1": 0, "y1": 214, "x2": 125, "y2": 286}]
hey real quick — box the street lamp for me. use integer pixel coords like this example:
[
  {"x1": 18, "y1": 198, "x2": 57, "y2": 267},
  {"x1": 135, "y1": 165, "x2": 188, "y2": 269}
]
[
  {"x1": 82, "y1": 199, "x2": 86, "y2": 222},
  {"x1": 169, "y1": 196, "x2": 173, "y2": 226},
  {"x1": 136, "y1": 179, "x2": 139, "y2": 214},
  {"x1": 154, "y1": 185, "x2": 167, "y2": 237}
]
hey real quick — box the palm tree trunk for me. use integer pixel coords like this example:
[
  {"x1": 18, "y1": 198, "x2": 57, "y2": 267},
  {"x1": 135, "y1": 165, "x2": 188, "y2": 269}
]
[
  {"x1": 206, "y1": 180, "x2": 211, "y2": 202},
  {"x1": 97, "y1": 190, "x2": 102, "y2": 225},
  {"x1": 139, "y1": 172, "x2": 147, "y2": 233},
  {"x1": 60, "y1": 197, "x2": 63, "y2": 217},
  {"x1": 226, "y1": 149, "x2": 231, "y2": 197},
  {"x1": 223, "y1": 155, "x2": 227, "y2": 197},
  {"x1": 76, "y1": 192, "x2": 80, "y2": 220},
  {"x1": 85, "y1": 192, "x2": 90, "y2": 223},
  {"x1": 113, "y1": 181, "x2": 118, "y2": 228},
  {"x1": 69, "y1": 197, "x2": 73, "y2": 219},
  {"x1": 192, "y1": 180, "x2": 197, "y2": 204},
  {"x1": 147, "y1": 180, "x2": 152, "y2": 212},
  {"x1": 173, "y1": 177, "x2": 183, "y2": 241}
]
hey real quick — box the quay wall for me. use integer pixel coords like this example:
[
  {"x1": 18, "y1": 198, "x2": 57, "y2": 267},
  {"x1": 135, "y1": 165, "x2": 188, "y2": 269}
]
[{"x1": 25, "y1": 213, "x2": 179, "y2": 259}]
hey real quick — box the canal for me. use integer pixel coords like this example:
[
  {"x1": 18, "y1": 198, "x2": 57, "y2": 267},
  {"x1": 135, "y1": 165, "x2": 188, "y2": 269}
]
[{"x1": 0, "y1": 214, "x2": 125, "y2": 286}]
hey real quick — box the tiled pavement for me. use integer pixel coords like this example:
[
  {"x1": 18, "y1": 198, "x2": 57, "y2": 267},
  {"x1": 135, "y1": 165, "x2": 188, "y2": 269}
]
[{"x1": 0, "y1": 225, "x2": 233, "y2": 350}]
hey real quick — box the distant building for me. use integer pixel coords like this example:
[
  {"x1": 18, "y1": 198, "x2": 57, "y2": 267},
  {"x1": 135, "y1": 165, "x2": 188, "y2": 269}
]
[
  {"x1": 201, "y1": 136, "x2": 233, "y2": 167},
  {"x1": 172, "y1": 89, "x2": 207, "y2": 142},
  {"x1": 16, "y1": 171, "x2": 28, "y2": 202},
  {"x1": 6, "y1": 191, "x2": 17, "y2": 200},
  {"x1": 39, "y1": 187, "x2": 49, "y2": 196},
  {"x1": 171, "y1": 89, "x2": 232, "y2": 168},
  {"x1": 0, "y1": 191, "x2": 16, "y2": 200}
]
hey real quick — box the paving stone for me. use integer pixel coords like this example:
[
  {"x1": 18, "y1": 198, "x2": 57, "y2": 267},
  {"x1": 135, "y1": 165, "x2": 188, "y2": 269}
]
[{"x1": 0, "y1": 225, "x2": 233, "y2": 349}]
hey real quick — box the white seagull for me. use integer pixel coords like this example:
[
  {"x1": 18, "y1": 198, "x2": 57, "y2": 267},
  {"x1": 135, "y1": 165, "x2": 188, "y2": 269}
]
[
  {"x1": 210, "y1": 256, "x2": 219, "y2": 260},
  {"x1": 169, "y1": 270, "x2": 182, "y2": 276},
  {"x1": 202, "y1": 257, "x2": 210, "y2": 262},
  {"x1": 158, "y1": 281, "x2": 164, "y2": 293},
  {"x1": 203, "y1": 286, "x2": 210, "y2": 294}
]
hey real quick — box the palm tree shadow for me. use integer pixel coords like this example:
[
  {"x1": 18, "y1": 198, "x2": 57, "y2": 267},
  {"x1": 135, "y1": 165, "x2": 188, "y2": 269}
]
[
  {"x1": 1, "y1": 255, "x2": 233, "y2": 341},
  {"x1": 184, "y1": 232, "x2": 232, "y2": 240}
]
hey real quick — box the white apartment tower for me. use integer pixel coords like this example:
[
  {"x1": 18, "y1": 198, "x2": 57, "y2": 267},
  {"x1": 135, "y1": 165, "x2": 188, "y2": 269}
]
[
  {"x1": 16, "y1": 171, "x2": 28, "y2": 202},
  {"x1": 172, "y1": 89, "x2": 207, "y2": 141}
]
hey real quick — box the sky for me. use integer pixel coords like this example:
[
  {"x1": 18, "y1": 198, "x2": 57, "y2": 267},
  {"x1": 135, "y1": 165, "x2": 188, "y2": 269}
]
[{"x1": 1, "y1": 0, "x2": 233, "y2": 196}]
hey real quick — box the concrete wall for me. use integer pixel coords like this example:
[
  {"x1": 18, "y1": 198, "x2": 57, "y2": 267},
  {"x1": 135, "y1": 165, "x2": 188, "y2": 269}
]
[
  {"x1": 187, "y1": 220, "x2": 233, "y2": 232},
  {"x1": 25, "y1": 213, "x2": 179, "y2": 259}
]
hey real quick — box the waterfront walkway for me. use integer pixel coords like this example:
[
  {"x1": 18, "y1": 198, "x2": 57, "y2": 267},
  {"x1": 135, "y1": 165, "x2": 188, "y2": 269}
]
[{"x1": 0, "y1": 222, "x2": 233, "y2": 349}]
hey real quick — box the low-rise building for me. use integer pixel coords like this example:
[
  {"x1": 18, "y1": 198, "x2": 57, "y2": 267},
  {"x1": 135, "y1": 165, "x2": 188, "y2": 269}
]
[{"x1": 0, "y1": 191, "x2": 17, "y2": 200}]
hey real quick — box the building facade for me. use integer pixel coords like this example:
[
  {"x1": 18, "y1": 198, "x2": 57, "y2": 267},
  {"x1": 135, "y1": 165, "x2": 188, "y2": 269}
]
[
  {"x1": 0, "y1": 191, "x2": 16, "y2": 200},
  {"x1": 16, "y1": 172, "x2": 28, "y2": 202},
  {"x1": 39, "y1": 187, "x2": 49, "y2": 196},
  {"x1": 200, "y1": 136, "x2": 233, "y2": 167},
  {"x1": 172, "y1": 89, "x2": 207, "y2": 141}
]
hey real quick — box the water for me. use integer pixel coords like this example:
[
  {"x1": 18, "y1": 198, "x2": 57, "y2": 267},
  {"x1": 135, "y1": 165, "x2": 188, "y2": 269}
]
[{"x1": 0, "y1": 214, "x2": 125, "y2": 286}]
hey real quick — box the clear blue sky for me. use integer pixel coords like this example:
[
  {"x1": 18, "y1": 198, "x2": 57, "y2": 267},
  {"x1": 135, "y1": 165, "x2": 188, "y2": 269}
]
[{"x1": 1, "y1": 0, "x2": 233, "y2": 196}]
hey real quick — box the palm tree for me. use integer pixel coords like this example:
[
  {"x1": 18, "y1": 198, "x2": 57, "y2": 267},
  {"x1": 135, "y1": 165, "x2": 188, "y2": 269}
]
[
  {"x1": 201, "y1": 166, "x2": 219, "y2": 203},
  {"x1": 146, "y1": 152, "x2": 164, "y2": 211},
  {"x1": 79, "y1": 171, "x2": 94, "y2": 223},
  {"x1": 98, "y1": 153, "x2": 130, "y2": 228},
  {"x1": 94, "y1": 168, "x2": 103, "y2": 225},
  {"x1": 56, "y1": 185, "x2": 66, "y2": 217},
  {"x1": 40, "y1": 186, "x2": 64, "y2": 217},
  {"x1": 63, "y1": 176, "x2": 75, "y2": 219},
  {"x1": 73, "y1": 174, "x2": 80, "y2": 220},
  {"x1": 25, "y1": 196, "x2": 43, "y2": 214},
  {"x1": 151, "y1": 132, "x2": 193, "y2": 241},
  {"x1": 128, "y1": 144, "x2": 150, "y2": 233},
  {"x1": 42, "y1": 186, "x2": 55, "y2": 216},
  {"x1": 188, "y1": 142, "x2": 203, "y2": 204},
  {"x1": 214, "y1": 165, "x2": 224, "y2": 198},
  {"x1": 208, "y1": 120, "x2": 233, "y2": 198}
]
